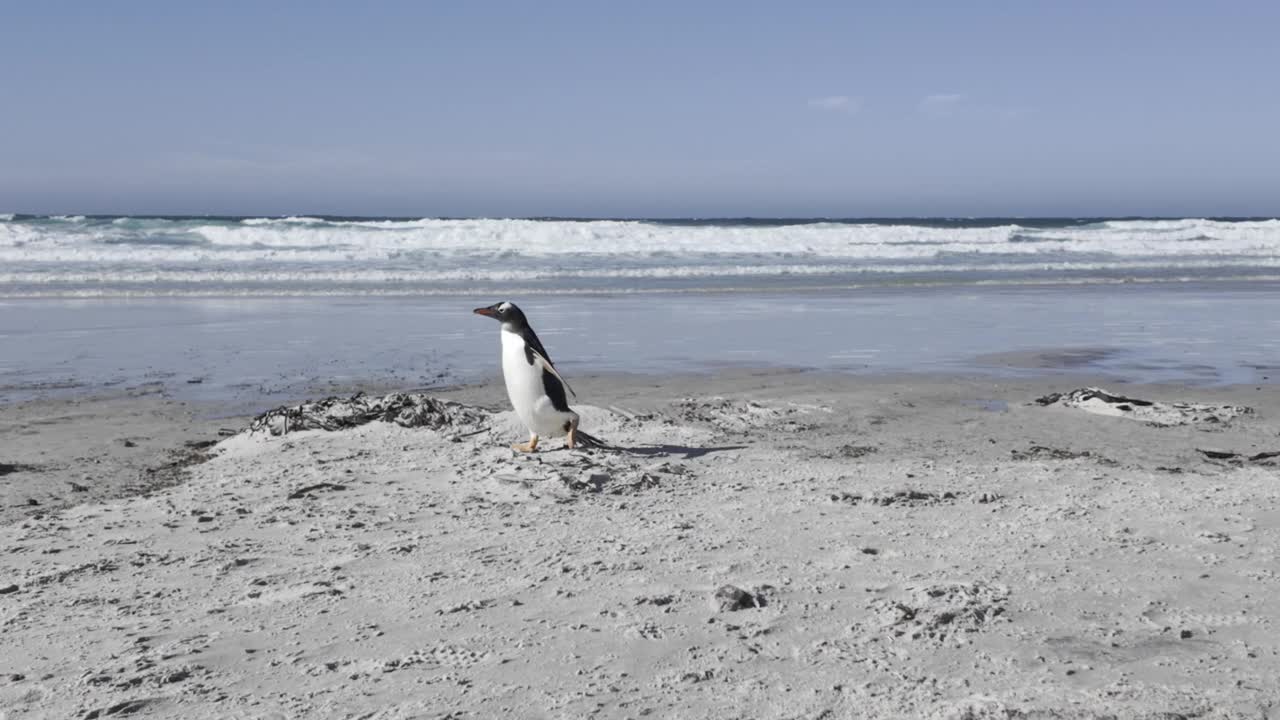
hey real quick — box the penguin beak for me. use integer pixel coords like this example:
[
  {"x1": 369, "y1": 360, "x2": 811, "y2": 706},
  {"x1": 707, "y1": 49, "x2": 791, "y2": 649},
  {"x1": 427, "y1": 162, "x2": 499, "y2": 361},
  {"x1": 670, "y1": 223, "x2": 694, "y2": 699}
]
[{"x1": 473, "y1": 306, "x2": 498, "y2": 318}]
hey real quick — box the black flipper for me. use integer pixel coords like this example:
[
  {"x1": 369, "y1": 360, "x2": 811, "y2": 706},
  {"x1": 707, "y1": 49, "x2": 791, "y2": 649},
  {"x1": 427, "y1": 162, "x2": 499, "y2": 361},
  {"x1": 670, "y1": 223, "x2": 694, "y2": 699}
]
[
  {"x1": 520, "y1": 325, "x2": 553, "y2": 366},
  {"x1": 541, "y1": 368, "x2": 571, "y2": 413}
]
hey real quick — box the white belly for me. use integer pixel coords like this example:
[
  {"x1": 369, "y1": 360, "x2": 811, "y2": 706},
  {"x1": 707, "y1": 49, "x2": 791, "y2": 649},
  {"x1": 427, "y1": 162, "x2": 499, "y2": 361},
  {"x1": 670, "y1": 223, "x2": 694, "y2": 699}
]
[{"x1": 501, "y1": 329, "x2": 575, "y2": 438}]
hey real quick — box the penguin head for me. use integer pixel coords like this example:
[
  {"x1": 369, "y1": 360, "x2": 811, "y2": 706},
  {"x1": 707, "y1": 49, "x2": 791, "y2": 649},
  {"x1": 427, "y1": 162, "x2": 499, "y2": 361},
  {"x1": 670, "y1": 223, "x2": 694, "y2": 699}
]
[{"x1": 473, "y1": 301, "x2": 528, "y2": 329}]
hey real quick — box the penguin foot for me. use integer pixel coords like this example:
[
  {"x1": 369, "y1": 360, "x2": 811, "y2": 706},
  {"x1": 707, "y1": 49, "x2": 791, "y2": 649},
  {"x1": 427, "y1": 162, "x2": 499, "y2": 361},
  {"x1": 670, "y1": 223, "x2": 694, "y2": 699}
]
[
  {"x1": 566, "y1": 419, "x2": 578, "y2": 449},
  {"x1": 512, "y1": 435, "x2": 539, "y2": 453}
]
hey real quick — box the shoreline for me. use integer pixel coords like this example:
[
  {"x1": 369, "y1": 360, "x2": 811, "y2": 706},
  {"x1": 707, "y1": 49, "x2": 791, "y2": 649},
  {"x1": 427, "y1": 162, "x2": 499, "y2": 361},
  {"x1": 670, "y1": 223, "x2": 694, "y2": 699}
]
[
  {"x1": 5, "y1": 283, "x2": 1280, "y2": 412},
  {"x1": 4, "y1": 366, "x2": 1276, "y2": 527}
]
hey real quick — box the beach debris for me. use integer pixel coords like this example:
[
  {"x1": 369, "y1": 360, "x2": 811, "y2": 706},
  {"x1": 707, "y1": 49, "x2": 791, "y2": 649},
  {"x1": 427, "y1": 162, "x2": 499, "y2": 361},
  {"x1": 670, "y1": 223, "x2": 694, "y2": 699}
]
[
  {"x1": 247, "y1": 392, "x2": 490, "y2": 436},
  {"x1": 81, "y1": 697, "x2": 163, "y2": 719},
  {"x1": 1035, "y1": 388, "x2": 1252, "y2": 427},
  {"x1": 1196, "y1": 448, "x2": 1280, "y2": 467},
  {"x1": 819, "y1": 444, "x2": 878, "y2": 459},
  {"x1": 678, "y1": 669, "x2": 716, "y2": 684},
  {"x1": 711, "y1": 584, "x2": 761, "y2": 612},
  {"x1": 867, "y1": 581, "x2": 1009, "y2": 643},
  {"x1": 0, "y1": 584, "x2": 18, "y2": 595},
  {"x1": 1010, "y1": 444, "x2": 1116, "y2": 465},
  {"x1": 1011, "y1": 445, "x2": 1087, "y2": 461},
  {"x1": 67, "y1": 481, "x2": 90, "y2": 493},
  {"x1": 830, "y1": 489, "x2": 959, "y2": 507},
  {"x1": 437, "y1": 599, "x2": 496, "y2": 615},
  {"x1": 0, "y1": 462, "x2": 38, "y2": 477},
  {"x1": 287, "y1": 482, "x2": 347, "y2": 500}
]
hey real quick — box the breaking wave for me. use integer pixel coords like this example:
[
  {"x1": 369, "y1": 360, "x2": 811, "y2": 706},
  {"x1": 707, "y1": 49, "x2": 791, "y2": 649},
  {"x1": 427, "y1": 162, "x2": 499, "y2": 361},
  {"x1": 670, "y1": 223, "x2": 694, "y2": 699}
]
[{"x1": 2, "y1": 215, "x2": 1278, "y2": 296}]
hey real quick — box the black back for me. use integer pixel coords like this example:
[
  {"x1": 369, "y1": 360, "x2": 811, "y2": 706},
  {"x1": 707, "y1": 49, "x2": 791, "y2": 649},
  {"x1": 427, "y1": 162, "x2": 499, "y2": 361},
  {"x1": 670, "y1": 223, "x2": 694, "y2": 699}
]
[{"x1": 519, "y1": 324, "x2": 554, "y2": 367}]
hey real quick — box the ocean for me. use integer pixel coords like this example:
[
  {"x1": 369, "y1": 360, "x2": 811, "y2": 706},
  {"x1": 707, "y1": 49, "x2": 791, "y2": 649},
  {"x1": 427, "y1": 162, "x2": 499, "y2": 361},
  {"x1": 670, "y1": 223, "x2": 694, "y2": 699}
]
[
  {"x1": 3, "y1": 215, "x2": 1280, "y2": 297},
  {"x1": 3, "y1": 215, "x2": 1279, "y2": 407}
]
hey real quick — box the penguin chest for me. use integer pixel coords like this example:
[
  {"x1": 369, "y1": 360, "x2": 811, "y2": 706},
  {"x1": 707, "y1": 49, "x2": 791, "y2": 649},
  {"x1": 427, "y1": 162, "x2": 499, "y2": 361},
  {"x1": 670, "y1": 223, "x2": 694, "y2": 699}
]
[{"x1": 500, "y1": 330, "x2": 572, "y2": 436}]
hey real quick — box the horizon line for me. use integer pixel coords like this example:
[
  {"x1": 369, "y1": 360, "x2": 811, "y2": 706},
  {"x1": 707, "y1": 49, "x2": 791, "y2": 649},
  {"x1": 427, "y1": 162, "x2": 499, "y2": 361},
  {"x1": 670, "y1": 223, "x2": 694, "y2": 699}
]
[{"x1": 5, "y1": 212, "x2": 1279, "y2": 222}]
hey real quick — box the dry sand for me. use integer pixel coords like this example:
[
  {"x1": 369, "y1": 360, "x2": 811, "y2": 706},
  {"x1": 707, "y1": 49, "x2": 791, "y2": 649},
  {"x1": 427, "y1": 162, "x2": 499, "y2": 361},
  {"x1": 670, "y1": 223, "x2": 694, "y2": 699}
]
[{"x1": 2, "y1": 371, "x2": 1279, "y2": 719}]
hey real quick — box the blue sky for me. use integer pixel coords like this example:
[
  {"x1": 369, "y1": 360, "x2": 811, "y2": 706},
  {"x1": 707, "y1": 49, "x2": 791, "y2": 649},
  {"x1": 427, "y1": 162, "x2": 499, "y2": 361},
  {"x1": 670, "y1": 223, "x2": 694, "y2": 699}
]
[{"x1": 2, "y1": 1, "x2": 1278, "y2": 217}]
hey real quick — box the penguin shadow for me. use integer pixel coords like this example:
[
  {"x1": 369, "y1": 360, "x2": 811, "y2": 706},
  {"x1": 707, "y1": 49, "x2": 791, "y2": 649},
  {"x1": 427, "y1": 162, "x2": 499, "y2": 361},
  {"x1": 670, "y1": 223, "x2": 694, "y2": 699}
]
[{"x1": 608, "y1": 443, "x2": 748, "y2": 460}]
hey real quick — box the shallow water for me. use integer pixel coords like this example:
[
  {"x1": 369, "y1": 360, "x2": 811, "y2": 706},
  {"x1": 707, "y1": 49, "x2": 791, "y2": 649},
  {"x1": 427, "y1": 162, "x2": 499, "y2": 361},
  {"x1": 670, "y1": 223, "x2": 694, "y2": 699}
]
[{"x1": 3, "y1": 282, "x2": 1277, "y2": 412}]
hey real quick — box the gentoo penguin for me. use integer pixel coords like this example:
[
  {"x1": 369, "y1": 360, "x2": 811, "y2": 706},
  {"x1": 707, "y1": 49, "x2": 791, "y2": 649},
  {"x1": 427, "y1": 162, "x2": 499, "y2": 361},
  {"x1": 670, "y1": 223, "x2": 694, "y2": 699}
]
[{"x1": 473, "y1": 301, "x2": 601, "y2": 452}]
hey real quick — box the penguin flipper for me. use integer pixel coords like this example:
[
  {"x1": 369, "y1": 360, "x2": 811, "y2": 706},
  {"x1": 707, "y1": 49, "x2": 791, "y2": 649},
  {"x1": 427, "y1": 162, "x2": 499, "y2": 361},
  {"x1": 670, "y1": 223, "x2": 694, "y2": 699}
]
[{"x1": 530, "y1": 349, "x2": 576, "y2": 399}]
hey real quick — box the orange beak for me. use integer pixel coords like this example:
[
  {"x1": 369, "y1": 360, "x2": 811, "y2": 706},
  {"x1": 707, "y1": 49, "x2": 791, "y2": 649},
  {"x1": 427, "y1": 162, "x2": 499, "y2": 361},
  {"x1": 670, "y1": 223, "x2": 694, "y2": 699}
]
[{"x1": 473, "y1": 306, "x2": 497, "y2": 318}]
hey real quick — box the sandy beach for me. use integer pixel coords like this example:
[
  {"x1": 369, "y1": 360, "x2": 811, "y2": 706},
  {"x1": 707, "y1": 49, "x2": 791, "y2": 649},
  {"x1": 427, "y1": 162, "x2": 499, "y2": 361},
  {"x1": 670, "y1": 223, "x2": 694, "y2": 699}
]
[
  {"x1": 7, "y1": 0, "x2": 1280, "y2": 715},
  {"x1": 3, "y1": 369, "x2": 1278, "y2": 718}
]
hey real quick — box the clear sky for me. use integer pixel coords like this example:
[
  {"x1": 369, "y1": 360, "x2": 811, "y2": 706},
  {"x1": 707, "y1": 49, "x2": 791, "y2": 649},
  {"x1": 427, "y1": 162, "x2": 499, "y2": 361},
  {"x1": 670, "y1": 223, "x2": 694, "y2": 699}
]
[{"x1": 2, "y1": 1, "x2": 1278, "y2": 217}]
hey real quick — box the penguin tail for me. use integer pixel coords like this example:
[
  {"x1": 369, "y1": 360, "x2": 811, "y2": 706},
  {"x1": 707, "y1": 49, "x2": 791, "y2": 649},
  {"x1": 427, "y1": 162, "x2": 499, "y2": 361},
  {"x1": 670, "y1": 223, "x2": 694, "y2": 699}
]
[{"x1": 573, "y1": 429, "x2": 609, "y2": 450}]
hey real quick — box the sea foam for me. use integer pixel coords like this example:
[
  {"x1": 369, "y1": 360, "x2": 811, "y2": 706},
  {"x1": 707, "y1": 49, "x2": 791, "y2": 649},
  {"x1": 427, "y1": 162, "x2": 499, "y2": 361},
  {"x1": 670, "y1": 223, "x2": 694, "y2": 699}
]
[{"x1": 2, "y1": 216, "x2": 1278, "y2": 296}]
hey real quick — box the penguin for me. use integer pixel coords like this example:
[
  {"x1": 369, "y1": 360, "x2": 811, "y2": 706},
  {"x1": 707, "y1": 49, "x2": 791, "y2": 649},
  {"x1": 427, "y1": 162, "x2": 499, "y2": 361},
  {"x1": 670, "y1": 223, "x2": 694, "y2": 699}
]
[{"x1": 473, "y1": 301, "x2": 602, "y2": 452}]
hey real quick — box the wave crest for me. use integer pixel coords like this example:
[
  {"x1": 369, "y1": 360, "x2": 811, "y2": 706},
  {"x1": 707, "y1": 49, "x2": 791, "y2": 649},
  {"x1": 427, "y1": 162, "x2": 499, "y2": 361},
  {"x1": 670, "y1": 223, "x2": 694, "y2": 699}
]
[{"x1": 2, "y1": 216, "x2": 1279, "y2": 296}]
